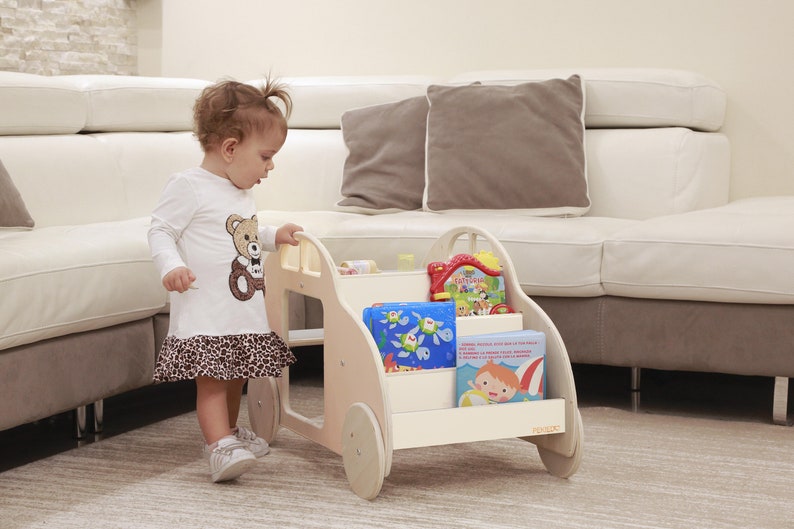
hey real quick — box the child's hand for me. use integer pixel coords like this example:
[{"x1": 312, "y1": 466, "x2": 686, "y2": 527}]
[
  {"x1": 162, "y1": 266, "x2": 196, "y2": 293},
  {"x1": 276, "y1": 223, "x2": 303, "y2": 246}
]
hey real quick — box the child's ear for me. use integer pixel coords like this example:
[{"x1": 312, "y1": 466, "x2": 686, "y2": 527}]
[{"x1": 220, "y1": 137, "x2": 238, "y2": 161}]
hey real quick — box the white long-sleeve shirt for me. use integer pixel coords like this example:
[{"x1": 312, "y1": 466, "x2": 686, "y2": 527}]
[{"x1": 148, "y1": 167, "x2": 278, "y2": 340}]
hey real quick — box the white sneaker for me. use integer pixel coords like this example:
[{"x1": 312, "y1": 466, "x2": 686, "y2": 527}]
[
  {"x1": 234, "y1": 425, "x2": 270, "y2": 458},
  {"x1": 206, "y1": 435, "x2": 257, "y2": 483}
]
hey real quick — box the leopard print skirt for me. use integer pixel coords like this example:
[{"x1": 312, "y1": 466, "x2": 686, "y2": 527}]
[{"x1": 154, "y1": 331, "x2": 297, "y2": 382}]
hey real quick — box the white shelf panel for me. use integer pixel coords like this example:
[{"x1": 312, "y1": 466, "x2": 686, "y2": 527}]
[{"x1": 391, "y1": 398, "x2": 566, "y2": 450}]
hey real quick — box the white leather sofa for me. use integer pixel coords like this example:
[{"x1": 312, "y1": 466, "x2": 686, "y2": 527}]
[{"x1": 1, "y1": 68, "x2": 792, "y2": 434}]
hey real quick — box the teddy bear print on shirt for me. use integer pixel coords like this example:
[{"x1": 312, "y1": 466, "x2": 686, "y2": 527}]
[{"x1": 226, "y1": 214, "x2": 266, "y2": 301}]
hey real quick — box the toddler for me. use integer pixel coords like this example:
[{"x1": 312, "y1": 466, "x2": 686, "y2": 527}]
[{"x1": 148, "y1": 78, "x2": 301, "y2": 483}]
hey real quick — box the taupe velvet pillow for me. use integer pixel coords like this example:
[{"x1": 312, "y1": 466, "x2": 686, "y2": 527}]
[
  {"x1": 424, "y1": 75, "x2": 590, "y2": 216},
  {"x1": 0, "y1": 160, "x2": 34, "y2": 228},
  {"x1": 337, "y1": 95, "x2": 429, "y2": 213}
]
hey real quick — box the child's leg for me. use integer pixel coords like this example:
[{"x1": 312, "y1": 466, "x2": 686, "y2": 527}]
[
  {"x1": 225, "y1": 378, "x2": 247, "y2": 429},
  {"x1": 196, "y1": 377, "x2": 257, "y2": 482},
  {"x1": 196, "y1": 376, "x2": 233, "y2": 445},
  {"x1": 225, "y1": 377, "x2": 270, "y2": 458}
]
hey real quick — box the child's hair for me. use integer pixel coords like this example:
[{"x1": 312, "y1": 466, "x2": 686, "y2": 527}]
[
  {"x1": 477, "y1": 360, "x2": 520, "y2": 389},
  {"x1": 193, "y1": 77, "x2": 293, "y2": 152}
]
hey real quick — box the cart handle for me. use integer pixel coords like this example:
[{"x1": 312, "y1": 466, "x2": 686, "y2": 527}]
[
  {"x1": 422, "y1": 226, "x2": 510, "y2": 267},
  {"x1": 279, "y1": 230, "x2": 336, "y2": 279}
]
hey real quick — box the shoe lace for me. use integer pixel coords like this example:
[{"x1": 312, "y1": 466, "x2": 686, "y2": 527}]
[
  {"x1": 212, "y1": 445, "x2": 236, "y2": 456},
  {"x1": 213, "y1": 437, "x2": 248, "y2": 456},
  {"x1": 235, "y1": 426, "x2": 258, "y2": 442}
]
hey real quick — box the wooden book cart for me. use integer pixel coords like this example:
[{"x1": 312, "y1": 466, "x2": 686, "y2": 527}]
[{"x1": 247, "y1": 226, "x2": 583, "y2": 499}]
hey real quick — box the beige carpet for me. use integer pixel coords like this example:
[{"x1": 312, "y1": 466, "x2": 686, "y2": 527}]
[{"x1": 1, "y1": 381, "x2": 793, "y2": 529}]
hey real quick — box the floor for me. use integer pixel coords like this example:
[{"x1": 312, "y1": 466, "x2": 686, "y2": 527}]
[{"x1": 1, "y1": 349, "x2": 790, "y2": 473}]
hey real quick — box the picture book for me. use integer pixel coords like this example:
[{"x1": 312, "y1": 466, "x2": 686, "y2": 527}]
[
  {"x1": 427, "y1": 251, "x2": 511, "y2": 317},
  {"x1": 363, "y1": 301, "x2": 456, "y2": 372},
  {"x1": 456, "y1": 329, "x2": 545, "y2": 406}
]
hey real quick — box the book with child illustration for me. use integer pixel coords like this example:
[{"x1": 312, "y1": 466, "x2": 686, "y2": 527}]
[
  {"x1": 363, "y1": 301, "x2": 456, "y2": 372},
  {"x1": 456, "y1": 329, "x2": 546, "y2": 406}
]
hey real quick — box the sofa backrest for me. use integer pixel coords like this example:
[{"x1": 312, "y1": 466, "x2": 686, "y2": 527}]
[
  {"x1": 0, "y1": 73, "x2": 206, "y2": 227},
  {"x1": 255, "y1": 69, "x2": 730, "y2": 219},
  {"x1": 0, "y1": 69, "x2": 730, "y2": 228}
]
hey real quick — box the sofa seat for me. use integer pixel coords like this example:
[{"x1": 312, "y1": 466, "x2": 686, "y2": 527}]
[
  {"x1": 602, "y1": 196, "x2": 794, "y2": 304},
  {"x1": 0, "y1": 218, "x2": 165, "y2": 351},
  {"x1": 260, "y1": 210, "x2": 636, "y2": 298}
]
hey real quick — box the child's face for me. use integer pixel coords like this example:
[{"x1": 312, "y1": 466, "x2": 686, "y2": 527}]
[
  {"x1": 474, "y1": 372, "x2": 518, "y2": 403},
  {"x1": 225, "y1": 127, "x2": 285, "y2": 190}
]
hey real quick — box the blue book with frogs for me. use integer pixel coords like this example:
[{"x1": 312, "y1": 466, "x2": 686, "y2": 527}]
[{"x1": 363, "y1": 301, "x2": 456, "y2": 372}]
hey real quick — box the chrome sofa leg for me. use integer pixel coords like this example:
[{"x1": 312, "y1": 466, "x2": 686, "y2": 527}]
[
  {"x1": 630, "y1": 367, "x2": 641, "y2": 391},
  {"x1": 773, "y1": 377, "x2": 790, "y2": 426},
  {"x1": 74, "y1": 400, "x2": 105, "y2": 439},
  {"x1": 630, "y1": 367, "x2": 641, "y2": 412},
  {"x1": 75, "y1": 405, "x2": 88, "y2": 439},
  {"x1": 92, "y1": 399, "x2": 104, "y2": 433}
]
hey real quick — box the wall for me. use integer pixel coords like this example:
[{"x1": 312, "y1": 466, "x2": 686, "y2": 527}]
[
  {"x1": 142, "y1": 0, "x2": 794, "y2": 200},
  {"x1": 0, "y1": 0, "x2": 137, "y2": 75}
]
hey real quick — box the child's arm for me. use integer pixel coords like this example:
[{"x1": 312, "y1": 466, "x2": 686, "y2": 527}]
[
  {"x1": 148, "y1": 174, "x2": 198, "y2": 289},
  {"x1": 259, "y1": 222, "x2": 303, "y2": 251}
]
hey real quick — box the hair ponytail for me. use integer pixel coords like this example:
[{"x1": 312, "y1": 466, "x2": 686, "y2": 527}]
[
  {"x1": 259, "y1": 77, "x2": 292, "y2": 120},
  {"x1": 193, "y1": 76, "x2": 292, "y2": 151}
]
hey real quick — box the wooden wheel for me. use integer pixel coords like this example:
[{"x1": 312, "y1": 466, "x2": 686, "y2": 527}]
[
  {"x1": 341, "y1": 403, "x2": 386, "y2": 500},
  {"x1": 537, "y1": 408, "x2": 583, "y2": 478},
  {"x1": 246, "y1": 377, "x2": 281, "y2": 443}
]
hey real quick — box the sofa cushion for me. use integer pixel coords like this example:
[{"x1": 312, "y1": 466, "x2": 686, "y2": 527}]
[
  {"x1": 65, "y1": 75, "x2": 210, "y2": 132},
  {"x1": 584, "y1": 128, "x2": 730, "y2": 219},
  {"x1": 0, "y1": 218, "x2": 166, "y2": 350},
  {"x1": 0, "y1": 72, "x2": 86, "y2": 135},
  {"x1": 448, "y1": 68, "x2": 727, "y2": 132},
  {"x1": 0, "y1": 135, "x2": 129, "y2": 228},
  {"x1": 269, "y1": 76, "x2": 436, "y2": 129},
  {"x1": 337, "y1": 96, "x2": 429, "y2": 213},
  {"x1": 91, "y1": 131, "x2": 203, "y2": 218},
  {"x1": 602, "y1": 197, "x2": 794, "y2": 303},
  {"x1": 0, "y1": 160, "x2": 34, "y2": 229},
  {"x1": 254, "y1": 129, "x2": 349, "y2": 212},
  {"x1": 258, "y1": 210, "x2": 634, "y2": 297},
  {"x1": 424, "y1": 76, "x2": 589, "y2": 217},
  {"x1": 256, "y1": 210, "x2": 370, "y2": 242}
]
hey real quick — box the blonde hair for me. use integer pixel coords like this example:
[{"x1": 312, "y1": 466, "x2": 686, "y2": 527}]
[{"x1": 193, "y1": 78, "x2": 292, "y2": 152}]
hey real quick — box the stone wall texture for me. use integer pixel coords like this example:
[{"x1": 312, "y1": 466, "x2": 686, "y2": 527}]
[{"x1": 0, "y1": 0, "x2": 137, "y2": 75}]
